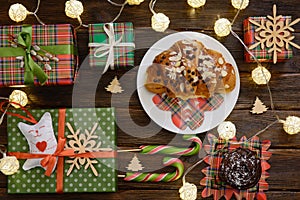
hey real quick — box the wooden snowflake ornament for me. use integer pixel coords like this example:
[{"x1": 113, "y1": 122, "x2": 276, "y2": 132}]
[
  {"x1": 105, "y1": 76, "x2": 124, "y2": 94},
  {"x1": 65, "y1": 122, "x2": 111, "y2": 176},
  {"x1": 249, "y1": 4, "x2": 300, "y2": 64},
  {"x1": 251, "y1": 97, "x2": 268, "y2": 114}
]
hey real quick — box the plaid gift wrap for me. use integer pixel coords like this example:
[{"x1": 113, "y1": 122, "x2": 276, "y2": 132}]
[
  {"x1": 89, "y1": 22, "x2": 135, "y2": 73},
  {"x1": 152, "y1": 93, "x2": 224, "y2": 130},
  {"x1": 200, "y1": 134, "x2": 272, "y2": 200},
  {"x1": 244, "y1": 16, "x2": 293, "y2": 63},
  {"x1": 0, "y1": 24, "x2": 78, "y2": 86},
  {"x1": 7, "y1": 108, "x2": 117, "y2": 193}
]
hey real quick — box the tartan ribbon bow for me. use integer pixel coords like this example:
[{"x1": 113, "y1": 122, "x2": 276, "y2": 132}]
[
  {"x1": 17, "y1": 28, "x2": 48, "y2": 85},
  {"x1": 88, "y1": 23, "x2": 135, "y2": 74}
]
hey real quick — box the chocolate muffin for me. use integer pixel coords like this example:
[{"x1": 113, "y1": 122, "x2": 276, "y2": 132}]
[{"x1": 219, "y1": 148, "x2": 262, "y2": 190}]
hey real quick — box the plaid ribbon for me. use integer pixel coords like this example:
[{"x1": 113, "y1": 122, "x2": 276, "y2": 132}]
[
  {"x1": 243, "y1": 16, "x2": 293, "y2": 63},
  {"x1": 89, "y1": 22, "x2": 135, "y2": 72},
  {"x1": 200, "y1": 134, "x2": 272, "y2": 200},
  {"x1": 152, "y1": 94, "x2": 224, "y2": 130},
  {"x1": 0, "y1": 24, "x2": 77, "y2": 86}
]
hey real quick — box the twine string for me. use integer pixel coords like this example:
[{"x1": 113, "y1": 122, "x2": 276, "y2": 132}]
[
  {"x1": 149, "y1": 0, "x2": 157, "y2": 15},
  {"x1": 107, "y1": 0, "x2": 128, "y2": 23},
  {"x1": 28, "y1": 0, "x2": 45, "y2": 25}
]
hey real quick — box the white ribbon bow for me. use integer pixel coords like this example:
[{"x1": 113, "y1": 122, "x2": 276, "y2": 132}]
[{"x1": 89, "y1": 23, "x2": 135, "y2": 74}]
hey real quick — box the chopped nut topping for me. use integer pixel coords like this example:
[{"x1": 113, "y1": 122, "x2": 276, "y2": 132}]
[
  {"x1": 180, "y1": 83, "x2": 185, "y2": 92},
  {"x1": 182, "y1": 40, "x2": 192, "y2": 44},
  {"x1": 183, "y1": 46, "x2": 193, "y2": 52},
  {"x1": 169, "y1": 52, "x2": 182, "y2": 61},
  {"x1": 221, "y1": 70, "x2": 228, "y2": 77},
  {"x1": 218, "y1": 57, "x2": 224, "y2": 65},
  {"x1": 175, "y1": 61, "x2": 181, "y2": 67}
]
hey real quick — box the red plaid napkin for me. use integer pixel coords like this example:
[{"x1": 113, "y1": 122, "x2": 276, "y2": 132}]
[
  {"x1": 152, "y1": 94, "x2": 224, "y2": 130},
  {"x1": 200, "y1": 134, "x2": 272, "y2": 200}
]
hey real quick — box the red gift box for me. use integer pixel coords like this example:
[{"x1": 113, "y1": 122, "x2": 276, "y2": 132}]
[
  {"x1": 0, "y1": 24, "x2": 78, "y2": 86},
  {"x1": 243, "y1": 16, "x2": 293, "y2": 63}
]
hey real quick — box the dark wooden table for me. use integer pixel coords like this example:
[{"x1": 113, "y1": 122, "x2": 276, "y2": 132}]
[{"x1": 0, "y1": 0, "x2": 300, "y2": 199}]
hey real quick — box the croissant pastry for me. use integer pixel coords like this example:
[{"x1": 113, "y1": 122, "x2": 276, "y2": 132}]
[{"x1": 145, "y1": 39, "x2": 236, "y2": 100}]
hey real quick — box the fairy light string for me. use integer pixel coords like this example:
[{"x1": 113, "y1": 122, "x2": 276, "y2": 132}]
[
  {"x1": 9, "y1": 0, "x2": 45, "y2": 25},
  {"x1": 31, "y1": 0, "x2": 44, "y2": 25},
  {"x1": 106, "y1": 0, "x2": 146, "y2": 23},
  {"x1": 65, "y1": 0, "x2": 88, "y2": 29},
  {"x1": 213, "y1": 0, "x2": 283, "y2": 125},
  {"x1": 149, "y1": 0, "x2": 170, "y2": 32},
  {"x1": 180, "y1": 0, "x2": 300, "y2": 198},
  {"x1": 107, "y1": 0, "x2": 128, "y2": 23},
  {"x1": 0, "y1": 90, "x2": 28, "y2": 126},
  {"x1": 230, "y1": 30, "x2": 279, "y2": 121},
  {"x1": 149, "y1": 0, "x2": 157, "y2": 15},
  {"x1": 3, "y1": 0, "x2": 300, "y2": 196}
]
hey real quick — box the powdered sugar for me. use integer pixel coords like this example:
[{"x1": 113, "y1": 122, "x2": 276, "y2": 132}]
[{"x1": 219, "y1": 148, "x2": 261, "y2": 190}]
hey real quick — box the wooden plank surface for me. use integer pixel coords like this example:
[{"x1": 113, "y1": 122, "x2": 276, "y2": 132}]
[{"x1": 0, "y1": 0, "x2": 299, "y2": 199}]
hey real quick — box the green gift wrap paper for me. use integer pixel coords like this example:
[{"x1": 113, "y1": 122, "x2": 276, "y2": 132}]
[{"x1": 7, "y1": 108, "x2": 117, "y2": 193}]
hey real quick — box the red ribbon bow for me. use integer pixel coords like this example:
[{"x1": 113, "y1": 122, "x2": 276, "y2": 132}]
[{"x1": 40, "y1": 137, "x2": 74, "y2": 176}]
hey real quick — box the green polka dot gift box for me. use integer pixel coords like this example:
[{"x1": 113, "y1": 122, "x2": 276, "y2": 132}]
[{"x1": 7, "y1": 108, "x2": 117, "y2": 193}]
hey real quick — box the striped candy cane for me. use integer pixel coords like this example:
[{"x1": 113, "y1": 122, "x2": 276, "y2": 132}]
[
  {"x1": 139, "y1": 135, "x2": 202, "y2": 156},
  {"x1": 124, "y1": 157, "x2": 184, "y2": 182}
]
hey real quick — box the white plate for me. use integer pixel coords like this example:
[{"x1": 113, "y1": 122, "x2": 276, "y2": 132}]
[{"x1": 137, "y1": 32, "x2": 240, "y2": 134}]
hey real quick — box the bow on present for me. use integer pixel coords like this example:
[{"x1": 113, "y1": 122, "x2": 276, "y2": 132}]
[
  {"x1": 16, "y1": 28, "x2": 48, "y2": 85},
  {"x1": 89, "y1": 23, "x2": 135, "y2": 74},
  {"x1": 1, "y1": 25, "x2": 75, "y2": 86},
  {"x1": 9, "y1": 137, "x2": 74, "y2": 176}
]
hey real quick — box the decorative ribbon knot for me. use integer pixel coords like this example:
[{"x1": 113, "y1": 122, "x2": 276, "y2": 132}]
[
  {"x1": 16, "y1": 27, "x2": 48, "y2": 85},
  {"x1": 41, "y1": 137, "x2": 74, "y2": 177},
  {"x1": 88, "y1": 23, "x2": 135, "y2": 74}
]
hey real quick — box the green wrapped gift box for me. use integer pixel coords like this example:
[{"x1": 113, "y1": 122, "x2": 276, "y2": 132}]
[
  {"x1": 89, "y1": 22, "x2": 135, "y2": 73},
  {"x1": 7, "y1": 108, "x2": 117, "y2": 193}
]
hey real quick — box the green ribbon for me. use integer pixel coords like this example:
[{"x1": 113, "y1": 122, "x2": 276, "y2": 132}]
[
  {"x1": 17, "y1": 26, "x2": 48, "y2": 85},
  {"x1": 0, "y1": 25, "x2": 75, "y2": 85}
]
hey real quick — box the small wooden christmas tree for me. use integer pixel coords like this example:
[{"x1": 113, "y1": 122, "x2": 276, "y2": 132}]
[
  {"x1": 250, "y1": 97, "x2": 268, "y2": 114},
  {"x1": 105, "y1": 76, "x2": 124, "y2": 94},
  {"x1": 126, "y1": 154, "x2": 144, "y2": 172}
]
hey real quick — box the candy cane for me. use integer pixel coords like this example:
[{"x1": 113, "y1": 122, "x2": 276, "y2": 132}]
[
  {"x1": 124, "y1": 157, "x2": 184, "y2": 182},
  {"x1": 139, "y1": 135, "x2": 202, "y2": 156}
]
